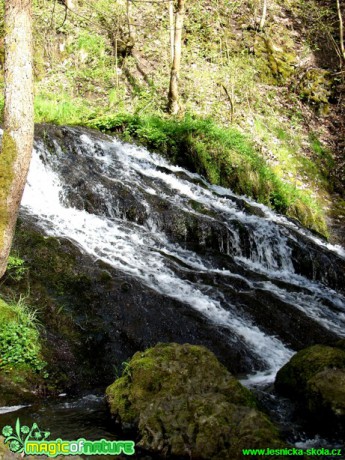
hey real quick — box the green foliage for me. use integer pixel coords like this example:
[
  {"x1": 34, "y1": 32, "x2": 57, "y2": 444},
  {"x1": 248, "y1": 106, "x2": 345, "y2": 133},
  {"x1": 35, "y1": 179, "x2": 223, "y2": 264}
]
[
  {"x1": 5, "y1": 256, "x2": 27, "y2": 282},
  {"x1": 74, "y1": 32, "x2": 106, "y2": 56},
  {"x1": 309, "y1": 132, "x2": 335, "y2": 171},
  {"x1": 0, "y1": 323, "x2": 43, "y2": 371},
  {"x1": 0, "y1": 297, "x2": 47, "y2": 375}
]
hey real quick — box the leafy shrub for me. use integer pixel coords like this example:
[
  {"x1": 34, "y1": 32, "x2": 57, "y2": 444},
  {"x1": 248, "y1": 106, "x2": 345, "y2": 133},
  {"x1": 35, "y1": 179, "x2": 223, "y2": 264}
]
[
  {"x1": 0, "y1": 298, "x2": 47, "y2": 375},
  {"x1": 0, "y1": 323, "x2": 43, "y2": 370},
  {"x1": 6, "y1": 255, "x2": 27, "y2": 281}
]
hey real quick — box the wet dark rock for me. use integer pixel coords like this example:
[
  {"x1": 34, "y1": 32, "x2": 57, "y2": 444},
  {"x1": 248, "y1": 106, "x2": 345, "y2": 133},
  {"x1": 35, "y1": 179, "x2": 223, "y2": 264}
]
[
  {"x1": 35, "y1": 124, "x2": 345, "y2": 293},
  {"x1": 0, "y1": 375, "x2": 38, "y2": 407},
  {"x1": 5, "y1": 219, "x2": 258, "y2": 396}
]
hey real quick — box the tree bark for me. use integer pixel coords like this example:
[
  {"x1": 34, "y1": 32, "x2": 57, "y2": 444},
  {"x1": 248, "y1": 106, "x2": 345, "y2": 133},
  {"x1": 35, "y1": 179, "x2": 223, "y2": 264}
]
[
  {"x1": 336, "y1": 0, "x2": 345, "y2": 61},
  {"x1": 168, "y1": 0, "x2": 185, "y2": 115},
  {"x1": 169, "y1": 0, "x2": 174, "y2": 61},
  {"x1": 259, "y1": 0, "x2": 267, "y2": 31},
  {"x1": 127, "y1": 0, "x2": 136, "y2": 47},
  {"x1": 0, "y1": 0, "x2": 34, "y2": 278}
]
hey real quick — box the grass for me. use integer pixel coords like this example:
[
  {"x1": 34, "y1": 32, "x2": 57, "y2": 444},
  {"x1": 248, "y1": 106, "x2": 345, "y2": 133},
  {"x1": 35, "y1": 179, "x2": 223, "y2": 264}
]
[{"x1": 34, "y1": 93, "x2": 97, "y2": 125}]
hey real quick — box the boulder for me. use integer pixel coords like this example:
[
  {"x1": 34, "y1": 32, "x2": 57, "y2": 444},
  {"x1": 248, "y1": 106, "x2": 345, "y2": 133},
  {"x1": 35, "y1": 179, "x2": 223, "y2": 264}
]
[
  {"x1": 275, "y1": 344, "x2": 345, "y2": 432},
  {"x1": 106, "y1": 343, "x2": 284, "y2": 459},
  {"x1": 306, "y1": 369, "x2": 345, "y2": 417}
]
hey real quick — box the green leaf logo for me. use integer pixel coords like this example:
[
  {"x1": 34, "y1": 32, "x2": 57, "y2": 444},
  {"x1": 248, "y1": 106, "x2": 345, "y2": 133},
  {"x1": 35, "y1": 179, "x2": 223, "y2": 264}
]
[{"x1": 2, "y1": 419, "x2": 50, "y2": 454}]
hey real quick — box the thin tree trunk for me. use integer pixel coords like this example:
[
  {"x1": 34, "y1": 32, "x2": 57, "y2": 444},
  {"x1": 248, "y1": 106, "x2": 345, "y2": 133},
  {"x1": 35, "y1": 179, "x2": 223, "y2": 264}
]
[
  {"x1": 168, "y1": 0, "x2": 185, "y2": 115},
  {"x1": 336, "y1": 0, "x2": 345, "y2": 61},
  {"x1": 259, "y1": 0, "x2": 267, "y2": 30},
  {"x1": 127, "y1": 0, "x2": 136, "y2": 46},
  {"x1": 0, "y1": 0, "x2": 34, "y2": 278},
  {"x1": 169, "y1": 0, "x2": 174, "y2": 61}
]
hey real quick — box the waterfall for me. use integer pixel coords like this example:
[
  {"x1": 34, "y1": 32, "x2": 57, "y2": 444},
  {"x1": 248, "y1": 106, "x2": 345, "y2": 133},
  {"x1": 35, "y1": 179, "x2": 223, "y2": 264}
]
[{"x1": 20, "y1": 126, "x2": 345, "y2": 385}]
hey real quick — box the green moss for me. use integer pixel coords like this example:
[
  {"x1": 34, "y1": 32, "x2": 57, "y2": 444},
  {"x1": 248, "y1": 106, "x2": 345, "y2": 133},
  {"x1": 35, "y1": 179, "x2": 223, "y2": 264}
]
[
  {"x1": 0, "y1": 132, "x2": 17, "y2": 251},
  {"x1": 106, "y1": 343, "x2": 284, "y2": 459},
  {"x1": 295, "y1": 69, "x2": 331, "y2": 109},
  {"x1": 287, "y1": 198, "x2": 328, "y2": 237},
  {"x1": 253, "y1": 34, "x2": 296, "y2": 85},
  {"x1": 276, "y1": 345, "x2": 345, "y2": 431},
  {"x1": 106, "y1": 343, "x2": 256, "y2": 423},
  {"x1": 0, "y1": 297, "x2": 16, "y2": 322},
  {"x1": 307, "y1": 369, "x2": 345, "y2": 417},
  {"x1": 275, "y1": 345, "x2": 345, "y2": 398}
]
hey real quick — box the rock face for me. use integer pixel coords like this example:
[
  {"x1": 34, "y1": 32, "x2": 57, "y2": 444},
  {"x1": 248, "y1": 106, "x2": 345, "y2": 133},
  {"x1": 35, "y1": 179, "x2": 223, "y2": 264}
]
[
  {"x1": 0, "y1": 375, "x2": 37, "y2": 407},
  {"x1": 106, "y1": 343, "x2": 284, "y2": 459},
  {"x1": 275, "y1": 344, "x2": 345, "y2": 433}
]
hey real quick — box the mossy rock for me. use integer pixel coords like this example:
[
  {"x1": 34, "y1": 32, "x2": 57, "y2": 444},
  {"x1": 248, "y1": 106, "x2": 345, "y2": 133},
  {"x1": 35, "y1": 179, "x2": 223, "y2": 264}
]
[
  {"x1": 294, "y1": 68, "x2": 331, "y2": 111},
  {"x1": 306, "y1": 369, "x2": 345, "y2": 419},
  {"x1": 107, "y1": 343, "x2": 284, "y2": 459},
  {"x1": 139, "y1": 396, "x2": 283, "y2": 460},
  {"x1": 335, "y1": 339, "x2": 345, "y2": 352},
  {"x1": 275, "y1": 345, "x2": 345, "y2": 432},
  {"x1": 253, "y1": 34, "x2": 296, "y2": 85},
  {"x1": 275, "y1": 345, "x2": 345, "y2": 398},
  {"x1": 0, "y1": 372, "x2": 39, "y2": 406}
]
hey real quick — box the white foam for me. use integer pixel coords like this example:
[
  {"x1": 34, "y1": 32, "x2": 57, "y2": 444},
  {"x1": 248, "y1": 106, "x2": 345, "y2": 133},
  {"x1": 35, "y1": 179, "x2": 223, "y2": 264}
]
[{"x1": 0, "y1": 405, "x2": 27, "y2": 414}]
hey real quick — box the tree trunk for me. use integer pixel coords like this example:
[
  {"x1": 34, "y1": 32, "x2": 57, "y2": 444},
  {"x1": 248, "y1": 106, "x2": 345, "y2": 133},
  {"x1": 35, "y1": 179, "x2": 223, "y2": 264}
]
[
  {"x1": 0, "y1": 0, "x2": 34, "y2": 278},
  {"x1": 127, "y1": 0, "x2": 136, "y2": 47},
  {"x1": 336, "y1": 0, "x2": 345, "y2": 61},
  {"x1": 259, "y1": 0, "x2": 267, "y2": 31},
  {"x1": 169, "y1": 0, "x2": 174, "y2": 61},
  {"x1": 168, "y1": 0, "x2": 185, "y2": 115}
]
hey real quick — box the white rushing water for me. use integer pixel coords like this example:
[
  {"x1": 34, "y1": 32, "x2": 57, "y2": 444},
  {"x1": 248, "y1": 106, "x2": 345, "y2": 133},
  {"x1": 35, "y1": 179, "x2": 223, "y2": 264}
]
[{"x1": 21, "y1": 130, "x2": 345, "y2": 385}]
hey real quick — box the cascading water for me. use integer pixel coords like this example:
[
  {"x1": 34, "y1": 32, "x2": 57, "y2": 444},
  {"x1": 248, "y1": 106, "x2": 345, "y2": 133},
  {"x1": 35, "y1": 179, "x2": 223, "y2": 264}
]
[{"x1": 19, "y1": 125, "x2": 345, "y2": 388}]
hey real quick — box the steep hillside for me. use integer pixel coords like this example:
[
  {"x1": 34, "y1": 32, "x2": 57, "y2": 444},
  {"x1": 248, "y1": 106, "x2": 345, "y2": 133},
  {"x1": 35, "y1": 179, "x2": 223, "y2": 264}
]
[{"x1": 0, "y1": 0, "x2": 344, "y2": 239}]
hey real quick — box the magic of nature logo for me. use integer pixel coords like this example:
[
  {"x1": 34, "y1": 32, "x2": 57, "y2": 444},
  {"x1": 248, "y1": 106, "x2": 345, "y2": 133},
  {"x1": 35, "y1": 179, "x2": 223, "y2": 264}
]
[{"x1": 2, "y1": 418, "x2": 135, "y2": 457}]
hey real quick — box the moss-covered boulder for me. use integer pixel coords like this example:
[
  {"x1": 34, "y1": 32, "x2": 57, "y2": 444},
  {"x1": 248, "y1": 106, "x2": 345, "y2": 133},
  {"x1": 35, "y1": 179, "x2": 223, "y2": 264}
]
[
  {"x1": 275, "y1": 345, "x2": 345, "y2": 397},
  {"x1": 275, "y1": 345, "x2": 345, "y2": 431},
  {"x1": 106, "y1": 343, "x2": 284, "y2": 459},
  {"x1": 335, "y1": 339, "x2": 345, "y2": 352},
  {"x1": 307, "y1": 369, "x2": 345, "y2": 417},
  {"x1": 295, "y1": 68, "x2": 331, "y2": 111}
]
